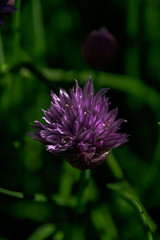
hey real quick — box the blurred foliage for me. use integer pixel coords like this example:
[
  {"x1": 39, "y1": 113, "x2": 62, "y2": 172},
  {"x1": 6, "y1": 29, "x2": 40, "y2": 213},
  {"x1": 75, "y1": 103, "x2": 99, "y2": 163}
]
[{"x1": 0, "y1": 0, "x2": 160, "y2": 239}]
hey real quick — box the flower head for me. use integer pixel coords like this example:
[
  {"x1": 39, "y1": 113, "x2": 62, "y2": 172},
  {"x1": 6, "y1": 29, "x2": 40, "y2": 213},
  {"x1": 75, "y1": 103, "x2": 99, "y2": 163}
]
[
  {"x1": 83, "y1": 27, "x2": 117, "y2": 70},
  {"x1": 0, "y1": 0, "x2": 17, "y2": 26},
  {"x1": 29, "y1": 77, "x2": 127, "y2": 170}
]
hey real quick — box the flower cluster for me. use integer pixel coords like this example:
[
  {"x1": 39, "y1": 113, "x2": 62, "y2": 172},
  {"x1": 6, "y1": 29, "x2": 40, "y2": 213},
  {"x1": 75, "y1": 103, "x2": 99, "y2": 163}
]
[
  {"x1": 0, "y1": 0, "x2": 17, "y2": 26},
  {"x1": 29, "y1": 77, "x2": 127, "y2": 170}
]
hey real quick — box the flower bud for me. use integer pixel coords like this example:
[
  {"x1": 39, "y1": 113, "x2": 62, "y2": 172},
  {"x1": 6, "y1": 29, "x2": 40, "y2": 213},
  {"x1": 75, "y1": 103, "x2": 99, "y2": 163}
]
[
  {"x1": 83, "y1": 27, "x2": 117, "y2": 70},
  {"x1": 0, "y1": 0, "x2": 17, "y2": 26}
]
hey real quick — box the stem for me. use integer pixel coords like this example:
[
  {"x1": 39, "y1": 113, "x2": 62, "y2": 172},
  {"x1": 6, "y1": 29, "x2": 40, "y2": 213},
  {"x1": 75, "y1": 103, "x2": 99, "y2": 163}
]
[
  {"x1": 107, "y1": 152, "x2": 124, "y2": 180},
  {"x1": 143, "y1": 123, "x2": 160, "y2": 190},
  {"x1": 13, "y1": 0, "x2": 21, "y2": 65},
  {"x1": 0, "y1": 31, "x2": 6, "y2": 71},
  {"x1": 76, "y1": 170, "x2": 90, "y2": 214},
  {"x1": 31, "y1": 0, "x2": 46, "y2": 61},
  {"x1": 120, "y1": 195, "x2": 153, "y2": 240},
  {"x1": 0, "y1": 187, "x2": 23, "y2": 199},
  {"x1": 125, "y1": 0, "x2": 140, "y2": 78},
  {"x1": 0, "y1": 187, "x2": 71, "y2": 208},
  {"x1": 0, "y1": 187, "x2": 47, "y2": 202},
  {"x1": 63, "y1": 170, "x2": 90, "y2": 240},
  {"x1": 107, "y1": 152, "x2": 157, "y2": 233}
]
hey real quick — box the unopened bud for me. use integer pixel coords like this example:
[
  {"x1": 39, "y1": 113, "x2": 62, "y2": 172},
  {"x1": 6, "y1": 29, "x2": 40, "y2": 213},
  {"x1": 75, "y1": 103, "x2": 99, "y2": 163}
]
[{"x1": 83, "y1": 27, "x2": 117, "y2": 70}]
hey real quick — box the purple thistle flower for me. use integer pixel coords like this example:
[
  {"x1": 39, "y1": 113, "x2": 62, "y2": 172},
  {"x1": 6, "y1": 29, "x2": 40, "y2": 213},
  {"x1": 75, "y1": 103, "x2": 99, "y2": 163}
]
[
  {"x1": 0, "y1": 0, "x2": 17, "y2": 26},
  {"x1": 28, "y1": 77, "x2": 128, "y2": 170}
]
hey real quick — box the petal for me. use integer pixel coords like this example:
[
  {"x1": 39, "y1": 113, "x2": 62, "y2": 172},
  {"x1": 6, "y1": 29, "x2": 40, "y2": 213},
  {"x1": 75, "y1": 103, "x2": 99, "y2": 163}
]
[
  {"x1": 96, "y1": 140, "x2": 104, "y2": 150},
  {"x1": 40, "y1": 130, "x2": 50, "y2": 139},
  {"x1": 75, "y1": 79, "x2": 83, "y2": 101},
  {"x1": 104, "y1": 108, "x2": 118, "y2": 126},
  {"x1": 73, "y1": 120, "x2": 80, "y2": 134},
  {"x1": 28, "y1": 131, "x2": 47, "y2": 144},
  {"x1": 51, "y1": 91, "x2": 60, "y2": 104},
  {"x1": 77, "y1": 142, "x2": 90, "y2": 152},
  {"x1": 108, "y1": 119, "x2": 126, "y2": 133},
  {"x1": 50, "y1": 102, "x2": 64, "y2": 117},
  {"x1": 83, "y1": 76, "x2": 94, "y2": 99},
  {"x1": 68, "y1": 106, "x2": 77, "y2": 120},
  {"x1": 31, "y1": 121, "x2": 50, "y2": 130},
  {"x1": 94, "y1": 88, "x2": 109, "y2": 101},
  {"x1": 103, "y1": 133, "x2": 128, "y2": 149},
  {"x1": 59, "y1": 88, "x2": 72, "y2": 106},
  {"x1": 88, "y1": 131, "x2": 97, "y2": 145},
  {"x1": 46, "y1": 135, "x2": 59, "y2": 144},
  {"x1": 69, "y1": 88, "x2": 77, "y2": 106},
  {"x1": 76, "y1": 129, "x2": 91, "y2": 141}
]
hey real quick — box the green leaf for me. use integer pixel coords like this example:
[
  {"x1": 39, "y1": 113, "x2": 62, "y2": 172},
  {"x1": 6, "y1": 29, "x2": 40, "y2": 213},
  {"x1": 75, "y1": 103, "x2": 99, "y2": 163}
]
[
  {"x1": 91, "y1": 205, "x2": 118, "y2": 240},
  {"x1": 0, "y1": 187, "x2": 23, "y2": 199},
  {"x1": 27, "y1": 223, "x2": 56, "y2": 240}
]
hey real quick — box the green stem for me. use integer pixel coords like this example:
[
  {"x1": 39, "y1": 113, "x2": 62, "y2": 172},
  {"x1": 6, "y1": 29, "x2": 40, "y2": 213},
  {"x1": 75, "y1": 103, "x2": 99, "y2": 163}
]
[
  {"x1": 0, "y1": 187, "x2": 23, "y2": 199},
  {"x1": 63, "y1": 170, "x2": 90, "y2": 240},
  {"x1": 13, "y1": 0, "x2": 21, "y2": 65},
  {"x1": 125, "y1": 0, "x2": 140, "y2": 78},
  {"x1": 120, "y1": 194, "x2": 153, "y2": 240},
  {"x1": 76, "y1": 170, "x2": 90, "y2": 214},
  {"x1": 0, "y1": 31, "x2": 6, "y2": 70},
  {"x1": 107, "y1": 152, "x2": 157, "y2": 233},
  {"x1": 31, "y1": 0, "x2": 46, "y2": 61},
  {"x1": 0, "y1": 187, "x2": 47, "y2": 202},
  {"x1": 107, "y1": 152, "x2": 124, "y2": 180},
  {"x1": 143, "y1": 123, "x2": 160, "y2": 190},
  {"x1": 0, "y1": 187, "x2": 71, "y2": 207}
]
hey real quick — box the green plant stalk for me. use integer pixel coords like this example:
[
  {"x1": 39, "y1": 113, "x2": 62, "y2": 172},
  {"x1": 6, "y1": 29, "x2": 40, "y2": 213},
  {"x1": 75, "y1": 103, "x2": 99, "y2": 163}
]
[
  {"x1": 125, "y1": 0, "x2": 140, "y2": 78},
  {"x1": 118, "y1": 194, "x2": 153, "y2": 240},
  {"x1": 31, "y1": 0, "x2": 46, "y2": 60},
  {"x1": 0, "y1": 31, "x2": 6, "y2": 70},
  {"x1": 143, "y1": 123, "x2": 160, "y2": 190},
  {"x1": 76, "y1": 169, "x2": 90, "y2": 214},
  {"x1": 107, "y1": 152, "x2": 157, "y2": 233},
  {"x1": 13, "y1": 0, "x2": 21, "y2": 65},
  {"x1": 0, "y1": 187, "x2": 70, "y2": 207},
  {"x1": 0, "y1": 187, "x2": 47, "y2": 202},
  {"x1": 144, "y1": 0, "x2": 160, "y2": 81},
  {"x1": 63, "y1": 170, "x2": 90, "y2": 240}
]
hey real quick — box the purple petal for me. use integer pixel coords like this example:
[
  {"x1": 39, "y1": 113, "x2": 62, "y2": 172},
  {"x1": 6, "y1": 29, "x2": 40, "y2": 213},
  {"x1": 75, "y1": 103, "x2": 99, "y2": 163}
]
[
  {"x1": 83, "y1": 76, "x2": 94, "y2": 99},
  {"x1": 59, "y1": 88, "x2": 72, "y2": 107}
]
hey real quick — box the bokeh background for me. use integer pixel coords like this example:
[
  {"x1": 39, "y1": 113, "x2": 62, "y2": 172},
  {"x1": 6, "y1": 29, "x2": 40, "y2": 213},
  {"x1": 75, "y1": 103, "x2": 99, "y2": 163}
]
[{"x1": 0, "y1": 0, "x2": 160, "y2": 239}]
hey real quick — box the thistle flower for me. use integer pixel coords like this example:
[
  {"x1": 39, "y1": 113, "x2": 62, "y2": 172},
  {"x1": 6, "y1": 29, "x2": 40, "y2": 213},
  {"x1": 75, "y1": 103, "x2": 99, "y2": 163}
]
[
  {"x1": 28, "y1": 77, "x2": 127, "y2": 170},
  {"x1": 0, "y1": 0, "x2": 17, "y2": 26},
  {"x1": 83, "y1": 27, "x2": 117, "y2": 70}
]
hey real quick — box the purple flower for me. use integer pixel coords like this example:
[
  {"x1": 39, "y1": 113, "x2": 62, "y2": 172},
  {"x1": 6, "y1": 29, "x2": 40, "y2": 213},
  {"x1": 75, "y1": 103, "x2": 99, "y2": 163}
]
[
  {"x1": 83, "y1": 27, "x2": 117, "y2": 70},
  {"x1": 0, "y1": 0, "x2": 17, "y2": 26},
  {"x1": 28, "y1": 77, "x2": 127, "y2": 170}
]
